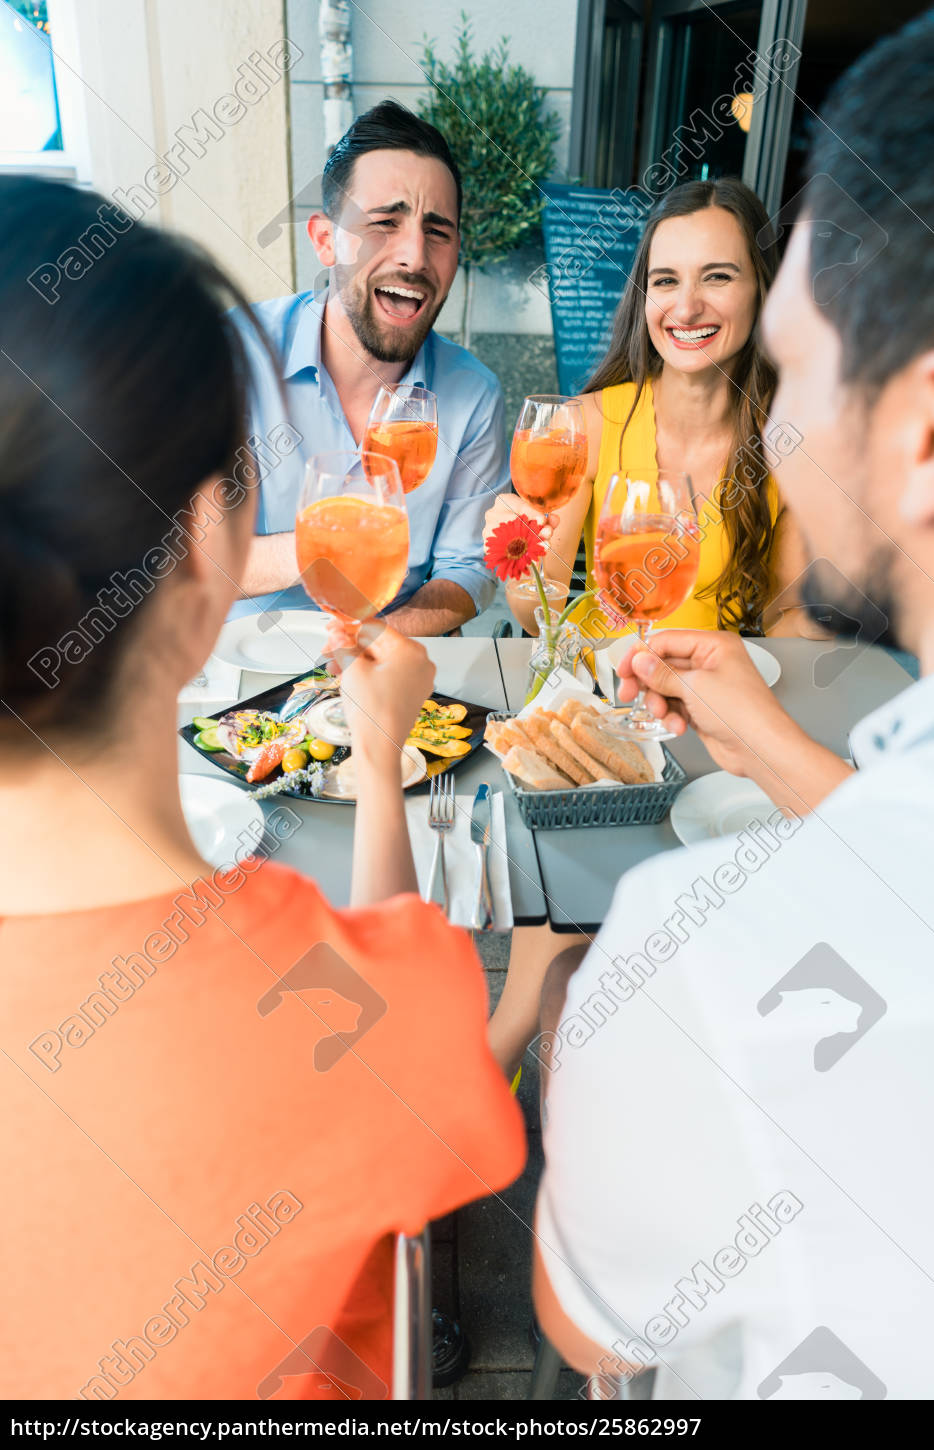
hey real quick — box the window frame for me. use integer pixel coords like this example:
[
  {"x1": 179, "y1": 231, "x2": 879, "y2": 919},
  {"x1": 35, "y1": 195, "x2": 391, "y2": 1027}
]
[
  {"x1": 638, "y1": 0, "x2": 807, "y2": 215},
  {"x1": 0, "y1": 0, "x2": 90, "y2": 180},
  {"x1": 568, "y1": 0, "x2": 645, "y2": 188}
]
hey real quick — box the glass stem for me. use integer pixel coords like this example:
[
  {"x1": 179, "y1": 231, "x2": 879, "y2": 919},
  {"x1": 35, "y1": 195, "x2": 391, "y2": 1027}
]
[{"x1": 629, "y1": 622, "x2": 652, "y2": 721}]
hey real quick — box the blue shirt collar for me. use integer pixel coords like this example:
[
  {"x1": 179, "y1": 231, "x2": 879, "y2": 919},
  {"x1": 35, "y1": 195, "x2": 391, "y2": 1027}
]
[{"x1": 282, "y1": 288, "x2": 430, "y2": 390}]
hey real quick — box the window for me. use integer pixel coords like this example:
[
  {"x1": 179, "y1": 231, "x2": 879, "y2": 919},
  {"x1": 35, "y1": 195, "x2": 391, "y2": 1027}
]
[
  {"x1": 0, "y1": 0, "x2": 88, "y2": 176},
  {"x1": 0, "y1": 3, "x2": 62, "y2": 150}
]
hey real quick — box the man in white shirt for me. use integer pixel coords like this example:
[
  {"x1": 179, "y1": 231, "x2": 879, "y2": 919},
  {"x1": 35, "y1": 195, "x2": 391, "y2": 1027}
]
[{"x1": 534, "y1": 10, "x2": 934, "y2": 1400}]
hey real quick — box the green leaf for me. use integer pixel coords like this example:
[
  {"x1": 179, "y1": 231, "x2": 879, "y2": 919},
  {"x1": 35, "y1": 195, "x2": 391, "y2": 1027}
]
[{"x1": 417, "y1": 23, "x2": 561, "y2": 274}]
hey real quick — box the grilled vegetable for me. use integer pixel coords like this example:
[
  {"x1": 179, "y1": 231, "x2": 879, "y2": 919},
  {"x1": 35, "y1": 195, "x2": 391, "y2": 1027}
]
[
  {"x1": 409, "y1": 724, "x2": 472, "y2": 743},
  {"x1": 406, "y1": 735, "x2": 472, "y2": 758},
  {"x1": 432, "y1": 702, "x2": 468, "y2": 724},
  {"x1": 418, "y1": 700, "x2": 469, "y2": 725}
]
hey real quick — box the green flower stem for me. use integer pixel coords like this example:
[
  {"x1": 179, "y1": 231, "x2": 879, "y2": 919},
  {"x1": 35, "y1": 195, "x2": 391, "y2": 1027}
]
[
  {"x1": 524, "y1": 669, "x2": 547, "y2": 704},
  {"x1": 531, "y1": 564, "x2": 555, "y2": 650},
  {"x1": 554, "y1": 589, "x2": 594, "y2": 631}
]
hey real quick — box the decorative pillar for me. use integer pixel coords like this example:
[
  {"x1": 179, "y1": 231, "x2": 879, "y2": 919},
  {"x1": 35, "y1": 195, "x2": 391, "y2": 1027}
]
[{"x1": 318, "y1": 0, "x2": 352, "y2": 154}]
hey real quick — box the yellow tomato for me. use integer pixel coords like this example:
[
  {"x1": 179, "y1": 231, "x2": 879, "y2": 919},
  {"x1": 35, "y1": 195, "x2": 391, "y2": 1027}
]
[
  {"x1": 306, "y1": 737, "x2": 336, "y2": 761},
  {"x1": 281, "y1": 747, "x2": 309, "y2": 773}
]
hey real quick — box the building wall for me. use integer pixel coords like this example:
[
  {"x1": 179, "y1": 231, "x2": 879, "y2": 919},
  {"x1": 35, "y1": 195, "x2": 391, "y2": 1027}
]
[
  {"x1": 66, "y1": 0, "x2": 294, "y2": 301},
  {"x1": 284, "y1": 0, "x2": 576, "y2": 334}
]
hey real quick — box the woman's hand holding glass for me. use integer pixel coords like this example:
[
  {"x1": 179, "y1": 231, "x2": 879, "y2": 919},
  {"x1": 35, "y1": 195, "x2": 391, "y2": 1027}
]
[{"x1": 326, "y1": 620, "x2": 436, "y2": 774}]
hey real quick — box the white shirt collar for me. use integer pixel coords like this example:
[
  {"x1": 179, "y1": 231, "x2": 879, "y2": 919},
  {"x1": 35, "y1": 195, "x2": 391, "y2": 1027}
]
[{"x1": 849, "y1": 671, "x2": 934, "y2": 767}]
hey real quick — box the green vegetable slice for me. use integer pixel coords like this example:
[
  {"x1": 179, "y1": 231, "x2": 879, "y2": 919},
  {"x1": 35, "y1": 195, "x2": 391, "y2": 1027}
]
[
  {"x1": 194, "y1": 727, "x2": 224, "y2": 751},
  {"x1": 191, "y1": 716, "x2": 218, "y2": 731}
]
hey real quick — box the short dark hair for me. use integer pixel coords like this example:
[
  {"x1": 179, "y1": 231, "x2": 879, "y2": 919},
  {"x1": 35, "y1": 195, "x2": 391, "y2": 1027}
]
[
  {"x1": 804, "y1": 8, "x2": 934, "y2": 389},
  {"x1": 321, "y1": 99, "x2": 462, "y2": 224}
]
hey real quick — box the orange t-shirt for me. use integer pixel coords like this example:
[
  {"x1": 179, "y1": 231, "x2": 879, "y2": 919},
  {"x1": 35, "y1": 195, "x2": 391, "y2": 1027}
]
[{"x1": 0, "y1": 860, "x2": 525, "y2": 1400}]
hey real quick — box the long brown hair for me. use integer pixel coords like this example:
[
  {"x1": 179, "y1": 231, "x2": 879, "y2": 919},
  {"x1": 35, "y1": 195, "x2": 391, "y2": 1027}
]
[{"x1": 585, "y1": 178, "x2": 779, "y2": 632}]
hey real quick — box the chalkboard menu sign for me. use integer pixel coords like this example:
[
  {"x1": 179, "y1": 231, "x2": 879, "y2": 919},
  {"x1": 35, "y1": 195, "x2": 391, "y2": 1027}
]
[{"x1": 535, "y1": 182, "x2": 647, "y2": 396}]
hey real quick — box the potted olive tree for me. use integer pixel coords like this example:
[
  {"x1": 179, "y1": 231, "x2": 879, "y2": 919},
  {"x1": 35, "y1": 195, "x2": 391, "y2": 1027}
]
[{"x1": 419, "y1": 20, "x2": 561, "y2": 349}]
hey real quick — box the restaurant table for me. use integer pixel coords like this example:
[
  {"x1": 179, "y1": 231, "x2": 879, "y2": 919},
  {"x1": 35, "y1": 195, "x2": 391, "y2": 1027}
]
[
  {"x1": 494, "y1": 636, "x2": 914, "y2": 935},
  {"x1": 177, "y1": 636, "x2": 547, "y2": 924}
]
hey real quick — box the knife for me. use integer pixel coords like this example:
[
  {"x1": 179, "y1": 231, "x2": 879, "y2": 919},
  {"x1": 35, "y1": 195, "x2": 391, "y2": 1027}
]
[{"x1": 470, "y1": 783, "x2": 495, "y2": 931}]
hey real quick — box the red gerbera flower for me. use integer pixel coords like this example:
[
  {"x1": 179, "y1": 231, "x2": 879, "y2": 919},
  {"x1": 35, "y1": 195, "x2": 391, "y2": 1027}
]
[{"x1": 484, "y1": 514, "x2": 547, "y2": 582}]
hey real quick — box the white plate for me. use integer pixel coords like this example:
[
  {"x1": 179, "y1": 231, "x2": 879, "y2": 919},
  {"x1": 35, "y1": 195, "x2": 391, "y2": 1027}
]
[
  {"x1": 670, "y1": 771, "x2": 782, "y2": 845},
  {"x1": 319, "y1": 744, "x2": 427, "y2": 800},
  {"x1": 742, "y1": 638, "x2": 782, "y2": 687},
  {"x1": 211, "y1": 610, "x2": 330, "y2": 674},
  {"x1": 179, "y1": 774, "x2": 265, "y2": 867},
  {"x1": 594, "y1": 632, "x2": 781, "y2": 699}
]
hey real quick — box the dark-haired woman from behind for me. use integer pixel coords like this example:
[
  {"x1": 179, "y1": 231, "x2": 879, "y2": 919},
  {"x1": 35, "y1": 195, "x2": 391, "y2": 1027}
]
[
  {"x1": 0, "y1": 176, "x2": 523, "y2": 1400},
  {"x1": 486, "y1": 178, "x2": 820, "y2": 1077}
]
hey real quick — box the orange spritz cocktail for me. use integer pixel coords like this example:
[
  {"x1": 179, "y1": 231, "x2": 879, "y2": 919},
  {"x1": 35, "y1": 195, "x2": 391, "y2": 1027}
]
[
  {"x1": 510, "y1": 426, "x2": 588, "y2": 511},
  {"x1": 592, "y1": 469, "x2": 698, "y2": 741},
  {"x1": 296, "y1": 494, "x2": 409, "y2": 623},
  {"x1": 363, "y1": 418, "x2": 438, "y2": 494},
  {"x1": 364, "y1": 384, "x2": 438, "y2": 494},
  {"x1": 594, "y1": 516, "x2": 701, "y2": 624}
]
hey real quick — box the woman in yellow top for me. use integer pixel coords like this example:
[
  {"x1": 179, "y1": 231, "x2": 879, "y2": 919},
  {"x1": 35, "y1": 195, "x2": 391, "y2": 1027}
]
[
  {"x1": 487, "y1": 177, "x2": 814, "y2": 1077},
  {"x1": 527, "y1": 177, "x2": 809, "y2": 639}
]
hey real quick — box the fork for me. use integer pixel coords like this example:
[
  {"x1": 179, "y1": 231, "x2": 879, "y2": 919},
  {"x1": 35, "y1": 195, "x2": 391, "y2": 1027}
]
[{"x1": 426, "y1": 772, "x2": 455, "y2": 913}]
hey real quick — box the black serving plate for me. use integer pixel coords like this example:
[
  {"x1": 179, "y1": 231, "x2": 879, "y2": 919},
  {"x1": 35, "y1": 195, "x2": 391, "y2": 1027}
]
[{"x1": 179, "y1": 669, "x2": 491, "y2": 803}]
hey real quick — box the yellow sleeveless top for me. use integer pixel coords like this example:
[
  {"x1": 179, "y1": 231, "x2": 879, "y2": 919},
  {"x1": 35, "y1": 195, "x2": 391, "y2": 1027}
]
[{"x1": 567, "y1": 380, "x2": 780, "y2": 640}]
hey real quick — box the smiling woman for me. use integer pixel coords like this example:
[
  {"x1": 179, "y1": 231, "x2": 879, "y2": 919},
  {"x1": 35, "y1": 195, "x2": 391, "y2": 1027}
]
[
  {"x1": 575, "y1": 179, "x2": 783, "y2": 638},
  {"x1": 502, "y1": 178, "x2": 798, "y2": 648}
]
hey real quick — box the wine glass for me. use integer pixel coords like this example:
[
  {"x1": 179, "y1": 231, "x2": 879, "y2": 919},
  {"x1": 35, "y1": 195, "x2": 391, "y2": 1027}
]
[
  {"x1": 363, "y1": 384, "x2": 438, "y2": 494},
  {"x1": 593, "y1": 469, "x2": 700, "y2": 740},
  {"x1": 296, "y1": 450, "x2": 408, "y2": 733},
  {"x1": 296, "y1": 448, "x2": 408, "y2": 648},
  {"x1": 510, "y1": 395, "x2": 588, "y2": 530}
]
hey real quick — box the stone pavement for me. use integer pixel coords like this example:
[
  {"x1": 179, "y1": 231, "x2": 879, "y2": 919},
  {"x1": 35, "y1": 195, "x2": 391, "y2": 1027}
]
[{"x1": 430, "y1": 931, "x2": 587, "y2": 1403}]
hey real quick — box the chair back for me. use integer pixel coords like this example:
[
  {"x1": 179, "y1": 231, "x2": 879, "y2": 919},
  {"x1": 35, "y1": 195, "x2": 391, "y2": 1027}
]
[{"x1": 391, "y1": 1227, "x2": 432, "y2": 1399}]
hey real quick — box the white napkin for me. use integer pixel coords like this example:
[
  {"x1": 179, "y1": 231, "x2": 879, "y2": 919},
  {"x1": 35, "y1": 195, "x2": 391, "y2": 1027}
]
[
  {"x1": 485, "y1": 668, "x2": 665, "y2": 786},
  {"x1": 405, "y1": 789, "x2": 514, "y2": 932},
  {"x1": 178, "y1": 655, "x2": 242, "y2": 709}
]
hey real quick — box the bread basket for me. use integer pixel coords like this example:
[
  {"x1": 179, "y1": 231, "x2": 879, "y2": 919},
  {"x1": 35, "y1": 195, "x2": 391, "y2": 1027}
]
[{"x1": 486, "y1": 710, "x2": 688, "y2": 830}]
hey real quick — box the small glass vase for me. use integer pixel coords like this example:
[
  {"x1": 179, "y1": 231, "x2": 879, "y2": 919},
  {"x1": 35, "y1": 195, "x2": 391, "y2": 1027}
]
[{"x1": 525, "y1": 608, "x2": 581, "y2": 704}]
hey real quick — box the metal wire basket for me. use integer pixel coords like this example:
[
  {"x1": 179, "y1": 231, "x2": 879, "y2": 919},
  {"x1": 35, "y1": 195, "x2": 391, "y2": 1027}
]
[{"x1": 486, "y1": 711, "x2": 688, "y2": 830}]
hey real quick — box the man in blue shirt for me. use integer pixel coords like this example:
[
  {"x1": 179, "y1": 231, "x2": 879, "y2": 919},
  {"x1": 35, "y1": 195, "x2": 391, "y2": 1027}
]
[{"x1": 233, "y1": 100, "x2": 509, "y2": 634}]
